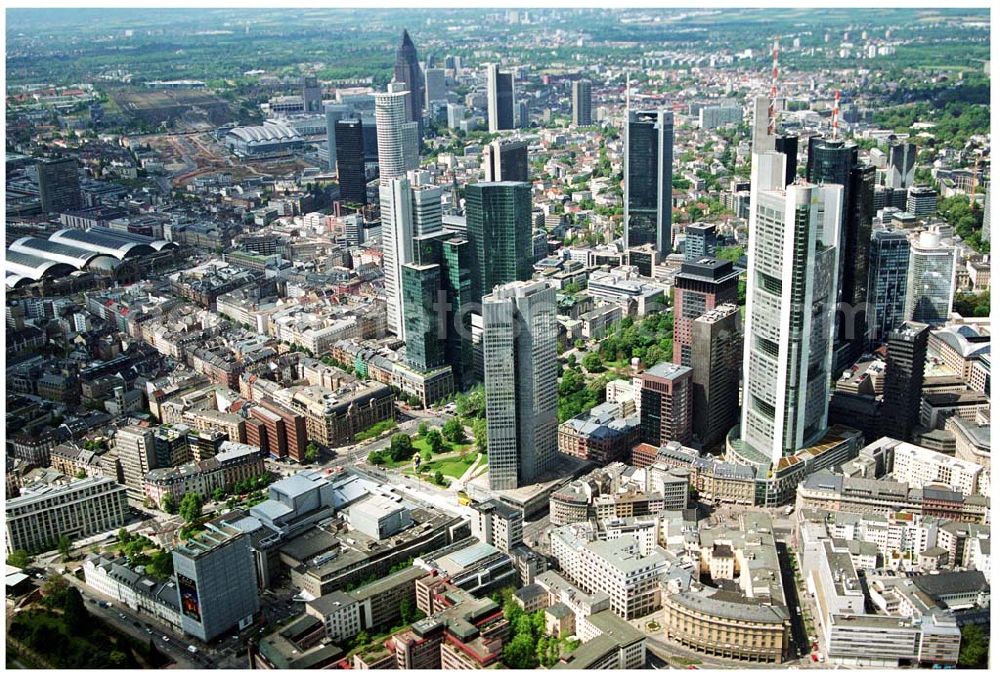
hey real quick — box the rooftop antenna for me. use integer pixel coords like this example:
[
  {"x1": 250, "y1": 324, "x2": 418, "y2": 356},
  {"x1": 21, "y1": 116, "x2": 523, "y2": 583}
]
[{"x1": 768, "y1": 36, "x2": 780, "y2": 135}]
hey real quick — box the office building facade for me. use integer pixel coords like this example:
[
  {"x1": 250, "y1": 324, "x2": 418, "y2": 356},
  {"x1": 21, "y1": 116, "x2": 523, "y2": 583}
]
[
  {"x1": 690, "y1": 304, "x2": 742, "y2": 449},
  {"x1": 867, "y1": 229, "x2": 911, "y2": 346},
  {"x1": 335, "y1": 119, "x2": 367, "y2": 205},
  {"x1": 37, "y1": 157, "x2": 82, "y2": 213},
  {"x1": 904, "y1": 231, "x2": 955, "y2": 326},
  {"x1": 682, "y1": 223, "x2": 717, "y2": 261},
  {"x1": 483, "y1": 280, "x2": 558, "y2": 490},
  {"x1": 486, "y1": 64, "x2": 515, "y2": 132},
  {"x1": 882, "y1": 322, "x2": 930, "y2": 442},
  {"x1": 572, "y1": 79, "x2": 592, "y2": 126},
  {"x1": 638, "y1": 362, "x2": 694, "y2": 447},
  {"x1": 738, "y1": 151, "x2": 842, "y2": 464},
  {"x1": 483, "y1": 138, "x2": 529, "y2": 183},
  {"x1": 394, "y1": 30, "x2": 424, "y2": 124},
  {"x1": 464, "y1": 182, "x2": 533, "y2": 305},
  {"x1": 375, "y1": 88, "x2": 419, "y2": 180},
  {"x1": 672, "y1": 258, "x2": 740, "y2": 366},
  {"x1": 624, "y1": 110, "x2": 673, "y2": 259},
  {"x1": 173, "y1": 523, "x2": 260, "y2": 642},
  {"x1": 324, "y1": 103, "x2": 350, "y2": 172}
]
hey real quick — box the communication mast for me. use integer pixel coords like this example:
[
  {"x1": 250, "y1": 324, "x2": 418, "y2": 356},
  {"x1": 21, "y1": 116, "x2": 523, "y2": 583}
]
[
  {"x1": 832, "y1": 89, "x2": 841, "y2": 140},
  {"x1": 768, "y1": 36, "x2": 780, "y2": 135}
]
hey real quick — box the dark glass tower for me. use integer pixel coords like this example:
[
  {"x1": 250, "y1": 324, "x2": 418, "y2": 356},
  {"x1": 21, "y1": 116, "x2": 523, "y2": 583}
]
[
  {"x1": 484, "y1": 139, "x2": 529, "y2": 183},
  {"x1": 806, "y1": 137, "x2": 874, "y2": 367},
  {"x1": 37, "y1": 158, "x2": 82, "y2": 213},
  {"x1": 624, "y1": 110, "x2": 673, "y2": 259},
  {"x1": 882, "y1": 321, "x2": 929, "y2": 442},
  {"x1": 774, "y1": 134, "x2": 798, "y2": 187},
  {"x1": 401, "y1": 263, "x2": 445, "y2": 373},
  {"x1": 394, "y1": 30, "x2": 424, "y2": 124},
  {"x1": 465, "y1": 182, "x2": 533, "y2": 304},
  {"x1": 867, "y1": 229, "x2": 911, "y2": 346},
  {"x1": 335, "y1": 119, "x2": 367, "y2": 205}
]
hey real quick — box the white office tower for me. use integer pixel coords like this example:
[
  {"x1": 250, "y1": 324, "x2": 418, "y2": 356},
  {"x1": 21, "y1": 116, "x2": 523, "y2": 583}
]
[
  {"x1": 751, "y1": 95, "x2": 775, "y2": 153},
  {"x1": 738, "y1": 151, "x2": 843, "y2": 464},
  {"x1": 381, "y1": 178, "x2": 415, "y2": 339},
  {"x1": 483, "y1": 280, "x2": 558, "y2": 491},
  {"x1": 324, "y1": 103, "x2": 350, "y2": 172},
  {"x1": 375, "y1": 86, "x2": 419, "y2": 180},
  {"x1": 380, "y1": 173, "x2": 443, "y2": 339},
  {"x1": 904, "y1": 230, "x2": 956, "y2": 326}
]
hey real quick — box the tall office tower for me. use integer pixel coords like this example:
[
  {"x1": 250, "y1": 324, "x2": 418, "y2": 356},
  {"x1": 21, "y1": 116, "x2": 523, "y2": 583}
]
[
  {"x1": 37, "y1": 158, "x2": 82, "y2": 213},
  {"x1": 624, "y1": 110, "x2": 673, "y2": 259},
  {"x1": 486, "y1": 63, "x2": 515, "y2": 132},
  {"x1": 382, "y1": 177, "x2": 443, "y2": 339},
  {"x1": 173, "y1": 523, "x2": 260, "y2": 642},
  {"x1": 881, "y1": 321, "x2": 930, "y2": 442},
  {"x1": 482, "y1": 280, "x2": 558, "y2": 490},
  {"x1": 465, "y1": 182, "x2": 533, "y2": 304},
  {"x1": 886, "y1": 138, "x2": 917, "y2": 189},
  {"x1": 672, "y1": 258, "x2": 740, "y2": 366},
  {"x1": 424, "y1": 67, "x2": 446, "y2": 106},
  {"x1": 751, "y1": 95, "x2": 775, "y2": 153},
  {"x1": 441, "y1": 236, "x2": 475, "y2": 386},
  {"x1": 638, "y1": 363, "x2": 694, "y2": 447},
  {"x1": 394, "y1": 30, "x2": 425, "y2": 124},
  {"x1": 115, "y1": 424, "x2": 155, "y2": 502},
  {"x1": 690, "y1": 304, "x2": 742, "y2": 449},
  {"x1": 375, "y1": 87, "x2": 419, "y2": 180},
  {"x1": 324, "y1": 103, "x2": 350, "y2": 172},
  {"x1": 571, "y1": 79, "x2": 592, "y2": 126},
  {"x1": 402, "y1": 262, "x2": 445, "y2": 372},
  {"x1": 682, "y1": 223, "x2": 717, "y2": 261},
  {"x1": 738, "y1": 151, "x2": 842, "y2": 464},
  {"x1": 335, "y1": 119, "x2": 367, "y2": 205},
  {"x1": 904, "y1": 230, "x2": 956, "y2": 326},
  {"x1": 302, "y1": 75, "x2": 322, "y2": 114},
  {"x1": 482, "y1": 138, "x2": 529, "y2": 183},
  {"x1": 867, "y1": 229, "x2": 911, "y2": 346},
  {"x1": 806, "y1": 138, "x2": 874, "y2": 367}
]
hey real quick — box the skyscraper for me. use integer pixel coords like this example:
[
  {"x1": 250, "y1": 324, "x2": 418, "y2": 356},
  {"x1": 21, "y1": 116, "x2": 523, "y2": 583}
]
[
  {"x1": 881, "y1": 321, "x2": 929, "y2": 442},
  {"x1": 464, "y1": 182, "x2": 534, "y2": 305},
  {"x1": 867, "y1": 229, "x2": 911, "y2": 346},
  {"x1": 738, "y1": 151, "x2": 842, "y2": 464},
  {"x1": 682, "y1": 223, "x2": 717, "y2": 261},
  {"x1": 751, "y1": 95, "x2": 775, "y2": 154},
  {"x1": 672, "y1": 258, "x2": 740, "y2": 366},
  {"x1": 375, "y1": 87, "x2": 419, "y2": 180},
  {"x1": 886, "y1": 137, "x2": 916, "y2": 189},
  {"x1": 638, "y1": 362, "x2": 694, "y2": 447},
  {"x1": 401, "y1": 262, "x2": 445, "y2": 372},
  {"x1": 381, "y1": 176, "x2": 442, "y2": 339},
  {"x1": 424, "y1": 67, "x2": 446, "y2": 107},
  {"x1": 486, "y1": 64, "x2": 515, "y2": 132},
  {"x1": 690, "y1": 304, "x2": 742, "y2": 449},
  {"x1": 482, "y1": 138, "x2": 529, "y2": 183},
  {"x1": 302, "y1": 75, "x2": 322, "y2": 114},
  {"x1": 483, "y1": 280, "x2": 558, "y2": 490},
  {"x1": 394, "y1": 30, "x2": 425, "y2": 124},
  {"x1": 335, "y1": 119, "x2": 367, "y2": 205},
  {"x1": 904, "y1": 230, "x2": 956, "y2": 326},
  {"x1": 324, "y1": 103, "x2": 350, "y2": 172},
  {"x1": 571, "y1": 79, "x2": 592, "y2": 126},
  {"x1": 37, "y1": 157, "x2": 82, "y2": 214},
  {"x1": 774, "y1": 133, "x2": 799, "y2": 187},
  {"x1": 624, "y1": 110, "x2": 673, "y2": 259},
  {"x1": 806, "y1": 138, "x2": 874, "y2": 367}
]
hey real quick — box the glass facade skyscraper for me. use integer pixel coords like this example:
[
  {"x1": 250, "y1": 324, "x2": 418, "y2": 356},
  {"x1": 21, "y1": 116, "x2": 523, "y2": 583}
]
[
  {"x1": 624, "y1": 110, "x2": 673, "y2": 259},
  {"x1": 867, "y1": 229, "x2": 911, "y2": 345},
  {"x1": 464, "y1": 181, "x2": 533, "y2": 305},
  {"x1": 334, "y1": 119, "x2": 366, "y2": 204}
]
